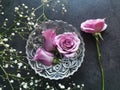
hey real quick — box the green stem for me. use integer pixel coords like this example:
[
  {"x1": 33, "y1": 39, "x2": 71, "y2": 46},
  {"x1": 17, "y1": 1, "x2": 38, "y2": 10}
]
[
  {"x1": 95, "y1": 36, "x2": 104, "y2": 90},
  {"x1": 0, "y1": 64, "x2": 14, "y2": 90}
]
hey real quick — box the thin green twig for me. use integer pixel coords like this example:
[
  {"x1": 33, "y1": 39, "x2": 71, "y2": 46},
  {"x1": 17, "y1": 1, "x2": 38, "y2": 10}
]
[{"x1": 0, "y1": 64, "x2": 14, "y2": 90}]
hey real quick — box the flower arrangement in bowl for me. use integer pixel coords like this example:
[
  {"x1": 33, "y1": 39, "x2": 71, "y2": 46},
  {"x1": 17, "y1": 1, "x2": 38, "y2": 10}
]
[{"x1": 26, "y1": 20, "x2": 85, "y2": 80}]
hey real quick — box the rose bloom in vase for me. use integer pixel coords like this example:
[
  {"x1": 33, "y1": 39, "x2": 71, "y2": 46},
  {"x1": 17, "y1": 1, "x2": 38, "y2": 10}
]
[{"x1": 33, "y1": 28, "x2": 81, "y2": 66}]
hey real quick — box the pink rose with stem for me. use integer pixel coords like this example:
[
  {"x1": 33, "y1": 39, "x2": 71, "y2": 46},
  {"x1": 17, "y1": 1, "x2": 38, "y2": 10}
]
[
  {"x1": 80, "y1": 18, "x2": 107, "y2": 90},
  {"x1": 42, "y1": 28, "x2": 56, "y2": 51},
  {"x1": 55, "y1": 32, "x2": 80, "y2": 58}
]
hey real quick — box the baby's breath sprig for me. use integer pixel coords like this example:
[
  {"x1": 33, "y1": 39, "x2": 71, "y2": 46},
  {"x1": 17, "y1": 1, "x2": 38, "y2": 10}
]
[{"x1": 0, "y1": 0, "x2": 84, "y2": 90}]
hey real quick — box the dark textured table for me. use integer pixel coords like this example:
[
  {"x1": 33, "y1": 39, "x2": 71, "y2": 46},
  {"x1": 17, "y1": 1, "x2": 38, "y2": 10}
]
[{"x1": 0, "y1": 0, "x2": 120, "y2": 90}]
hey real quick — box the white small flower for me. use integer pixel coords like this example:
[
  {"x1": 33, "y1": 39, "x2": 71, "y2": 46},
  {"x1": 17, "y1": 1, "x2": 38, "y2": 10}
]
[
  {"x1": 4, "y1": 64, "x2": 8, "y2": 68},
  {"x1": 23, "y1": 83, "x2": 28, "y2": 89},
  {"x1": 42, "y1": 0, "x2": 49, "y2": 3},
  {"x1": 81, "y1": 84, "x2": 84, "y2": 87},
  {"x1": 11, "y1": 33, "x2": 15, "y2": 36},
  {"x1": 77, "y1": 85, "x2": 80, "y2": 88},
  {"x1": 58, "y1": 83, "x2": 65, "y2": 89},
  {"x1": 5, "y1": 44, "x2": 9, "y2": 47},
  {"x1": 1, "y1": 12, "x2": 4, "y2": 15},
  {"x1": 31, "y1": 77, "x2": 34, "y2": 79},
  {"x1": 17, "y1": 22, "x2": 20, "y2": 26},
  {"x1": 14, "y1": 60, "x2": 17, "y2": 63},
  {"x1": 23, "y1": 66, "x2": 27, "y2": 69},
  {"x1": 18, "y1": 63, "x2": 23, "y2": 69},
  {"x1": 22, "y1": 3, "x2": 25, "y2": 6},
  {"x1": 46, "y1": 4, "x2": 49, "y2": 7},
  {"x1": 15, "y1": 7, "x2": 19, "y2": 11},
  {"x1": 3, "y1": 38, "x2": 8, "y2": 42},
  {"x1": 31, "y1": 12, "x2": 35, "y2": 16},
  {"x1": 10, "y1": 49, "x2": 14, "y2": 52},
  {"x1": 67, "y1": 87, "x2": 71, "y2": 90},
  {"x1": 30, "y1": 82, "x2": 33, "y2": 86},
  {"x1": 35, "y1": 80, "x2": 38, "y2": 83},
  {"x1": 19, "y1": 14, "x2": 23, "y2": 17},
  {"x1": 64, "y1": 9, "x2": 67, "y2": 12},
  {"x1": 46, "y1": 85, "x2": 50, "y2": 89},
  {"x1": 3, "y1": 23, "x2": 6, "y2": 26},
  {"x1": 27, "y1": 17, "x2": 30, "y2": 21},
  {"x1": 17, "y1": 73, "x2": 21, "y2": 77},
  {"x1": 72, "y1": 83, "x2": 75, "y2": 86},
  {"x1": 5, "y1": 18, "x2": 8, "y2": 21},
  {"x1": 57, "y1": 0, "x2": 60, "y2": 3},
  {"x1": 10, "y1": 80, "x2": 14, "y2": 83},
  {"x1": 0, "y1": 87, "x2": 2, "y2": 90},
  {"x1": 19, "y1": 51, "x2": 22, "y2": 53},
  {"x1": 19, "y1": 88, "x2": 22, "y2": 90},
  {"x1": 13, "y1": 49, "x2": 16, "y2": 51},
  {"x1": 25, "y1": 6, "x2": 28, "y2": 9},
  {"x1": 0, "y1": 41, "x2": 4, "y2": 44},
  {"x1": 10, "y1": 57, "x2": 13, "y2": 60}
]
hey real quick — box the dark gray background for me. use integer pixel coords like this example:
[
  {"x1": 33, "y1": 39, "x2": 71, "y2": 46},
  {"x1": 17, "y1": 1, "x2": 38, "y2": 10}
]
[{"x1": 1, "y1": 0, "x2": 120, "y2": 90}]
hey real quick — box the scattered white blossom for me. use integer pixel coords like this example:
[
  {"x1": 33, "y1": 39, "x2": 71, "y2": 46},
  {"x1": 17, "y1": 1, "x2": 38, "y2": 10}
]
[
  {"x1": 19, "y1": 14, "x2": 23, "y2": 17},
  {"x1": 18, "y1": 63, "x2": 23, "y2": 69},
  {"x1": 14, "y1": 60, "x2": 17, "y2": 64},
  {"x1": 35, "y1": 80, "x2": 38, "y2": 83},
  {"x1": 31, "y1": 77, "x2": 34, "y2": 79},
  {"x1": 46, "y1": 85, "x2": 50, "y2": 89},
  {"x1": 30, "y1": 82, "x2": 33, "y2": 86},
  {"x1": 1, "y1": 12, "x2": 4, "y2": 15},
  {"x1": 19, "y1": 51, "x2": 22, "y2": 53},
  {"x1": 0, "y1": 41, "x2": 4, "y2": 44},
  {"x1": 4, "y1": 64, "x2": 8, "y2": 68},
  {"x1": 82, "y1": 84, "x2": 84, "y2": 87},
  {"x1": 77, "y1": 85, "x2": 80, "y2": 88},
  {"x1": 23, "y1": 83, "x2": 28, "y2": 89},
  {"x1": 27, "y1": 17, "x2": 30, "y2": 21},
  {"x1": 57, "y1": 0, "x2": 60, "y2": 3},
  {"x1": 15, "y1": 7, "x2": 19, "y2": 11},
  {"x1": 17, "y1": 73, "x2": 21, "y2": 77},
  {"x1": 5, "y1": 18, "x2": 8, "y2": 21},
  {"x1": 0, "y1": 87, "x2": 2, "y2": 90},
  {"x1": 10, "y1": 57, "x2": 13, "y2": 60},
  {"x1": 19, "y1": 88, "x2": 22, "y2": 90},
  {"x1": 11, "y1": 33, "x2": 15, "y2": 36},
  {"x1": 5, "y1": 44, "x2": 9, "y2": 47},
  {"x1": 58, "y1": 83, "x2": 65, "y2": 89},
  {"x1": 42, "y1": 0, "x2": 49, "y2": 3},
  {"x1": 27, "y1": 72, "x2": 30, "y2": 75},
  {"x1": 23, "y1": 66, "x2": 27, "y2": 69},
  {"x1": 25, "y1": 6, "x2": 28, "y2": 9},
  {"x1": 10, "y1": 80, "x2": 14, "y2": 83},
  {"x1": 46, "y1": 4, "x2": 49, "y2": 7},
  {"x1": 17, "y1": 22, "x2": 20, "y2": 26},
  {"x1": 3, "y1": 38, "x2": 8, "y2": 42},
  {"x1": 67, "y1": 87, "x2": 71, "y2": 90}
]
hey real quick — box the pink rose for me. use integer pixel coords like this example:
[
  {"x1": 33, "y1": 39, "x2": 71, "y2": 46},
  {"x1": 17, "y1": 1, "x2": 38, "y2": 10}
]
[
  {"x1": 55, "y1": 32, "x2": 80, "y2": 58},
  {"x1": 80, "y1": 18, "x2": 107, "y2": 34},
  {"x1": 33, "y1": 47, "x2": 54, "y2": 66},
  {"x1": 42, "y1": 29, "x2": 56, "y2": 51}
]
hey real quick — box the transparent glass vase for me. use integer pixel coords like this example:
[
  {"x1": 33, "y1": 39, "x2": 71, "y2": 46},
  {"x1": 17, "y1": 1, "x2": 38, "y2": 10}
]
[{"x1": 26, "y1": 20, "x2": 85, "y2": 80}]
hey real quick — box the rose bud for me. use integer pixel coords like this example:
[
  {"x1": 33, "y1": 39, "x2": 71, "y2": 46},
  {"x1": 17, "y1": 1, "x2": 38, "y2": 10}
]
[
  {"x1": 42, "y1": 29, "x2": 56, "y2": 51},
  {"x1": 33, "y1": 47, "x2": 54, "y2": 66}
]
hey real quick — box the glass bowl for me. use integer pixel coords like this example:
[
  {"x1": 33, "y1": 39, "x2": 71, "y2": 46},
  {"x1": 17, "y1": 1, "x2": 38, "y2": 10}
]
[{"x1": 26, "y1": 20, "x2": 85, "y2": 80}]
